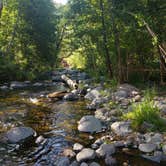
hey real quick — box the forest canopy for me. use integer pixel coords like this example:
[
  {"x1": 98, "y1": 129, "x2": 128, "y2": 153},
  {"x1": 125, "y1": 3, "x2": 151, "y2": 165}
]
[{"x1": 0, "y1": 0, "x2": 165, "y2": 84}]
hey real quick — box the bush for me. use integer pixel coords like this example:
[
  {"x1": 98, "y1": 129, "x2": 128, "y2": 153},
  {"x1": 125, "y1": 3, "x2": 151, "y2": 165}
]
[{"x1": 123, "y1": 89, "x2": 166, "y2": 132}]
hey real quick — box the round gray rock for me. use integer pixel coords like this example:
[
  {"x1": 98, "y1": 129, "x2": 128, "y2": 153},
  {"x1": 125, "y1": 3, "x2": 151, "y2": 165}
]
[
  {"x1": 69, "y1": 161, "x2": 79, "y2": 166},
  {"x1": 78, "y1": 116, "x2": 102, "y2": 133},
  {"x1": 80, "y1": 162, "x2": 88, "y2": 166},
  {"x1": 76, "y1": 148, "x2": 96, "y2": 162},
  {"x1": 5, "y1": 127, "x2": 36, "y2": 144},
  {"x1": 89, "y1": 162, "x2": 100, "y2": 166},
  {"x1": 96, "y1": 144, "x2": 116, "y2": 158},
  {"x1": 111, "y1": 121, "x2": 132, "y2": 136},
  {"x1": 139, "y1": 143, "x2": 157, "y2": 153},
  {"x1": 73, "y1": 143, "x2": 84, "y2": 152}
]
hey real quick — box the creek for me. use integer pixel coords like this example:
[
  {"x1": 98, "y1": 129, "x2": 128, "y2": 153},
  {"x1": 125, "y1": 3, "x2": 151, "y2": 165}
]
[{"x1": 0, "y1": 85, "x2": 162, "y2": 166}]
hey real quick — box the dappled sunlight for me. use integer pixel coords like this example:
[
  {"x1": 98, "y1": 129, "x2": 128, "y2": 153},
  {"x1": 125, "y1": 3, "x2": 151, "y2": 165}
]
[{"x1": 0, "y1": 0, "x2": 165, "y2": 165}]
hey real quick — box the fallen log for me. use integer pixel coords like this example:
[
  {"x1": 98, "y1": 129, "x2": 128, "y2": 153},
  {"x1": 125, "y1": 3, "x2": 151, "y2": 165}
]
[
  {"x1": 47, "y1": 90, "x2": 67, "y2": 99},
  {"x1": 61, "y1": 74, "x2": 78, "y2": 89}
]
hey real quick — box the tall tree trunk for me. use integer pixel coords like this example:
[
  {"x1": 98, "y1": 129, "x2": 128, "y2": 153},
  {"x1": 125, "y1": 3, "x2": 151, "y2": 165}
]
[
  {"x1": 99, "y1": 0, "x2": 113, "y2": 78},
  {"x1": 113, "y1": 21, "x2": 123, "y2": 83},
  {"x1": 108, "y1": 0, "x2": 123, "y2": 83}
]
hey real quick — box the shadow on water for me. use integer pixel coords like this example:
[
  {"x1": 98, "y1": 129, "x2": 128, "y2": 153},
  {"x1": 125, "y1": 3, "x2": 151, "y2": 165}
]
[{"x1": 0, "y1": 86, "x2": 164, "y2": 165}]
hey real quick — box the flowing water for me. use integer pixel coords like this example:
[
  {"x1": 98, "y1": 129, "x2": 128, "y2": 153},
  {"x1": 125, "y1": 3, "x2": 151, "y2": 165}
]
[{"x1": 0, "y1": 85, "x2": 164, "y2": 166}]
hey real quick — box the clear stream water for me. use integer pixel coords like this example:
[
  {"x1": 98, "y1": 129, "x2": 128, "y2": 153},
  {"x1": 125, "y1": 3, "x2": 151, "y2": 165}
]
[{"x1": 0, "y1": 86, "x2": 164, "y2": 166}]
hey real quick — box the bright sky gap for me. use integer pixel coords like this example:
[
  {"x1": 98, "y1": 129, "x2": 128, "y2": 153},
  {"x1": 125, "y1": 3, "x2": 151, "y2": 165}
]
[{"x1": 53, "y1": 0, "x2": 68, "y2": 5}]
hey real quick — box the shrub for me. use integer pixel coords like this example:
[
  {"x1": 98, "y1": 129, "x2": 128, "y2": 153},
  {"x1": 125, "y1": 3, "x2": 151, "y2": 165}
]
[{"x1": 123, "y1": 89, "x2": 166, "y2": 132}]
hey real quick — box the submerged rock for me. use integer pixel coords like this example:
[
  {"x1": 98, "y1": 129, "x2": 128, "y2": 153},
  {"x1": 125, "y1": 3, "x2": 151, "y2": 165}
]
[
  {"x1": 62, "y1": 148, "x2": 76, "y2": 158},
  {"x1": 78, "y1": 116, "x2": 102, "y2": 133},
  {"x1": 5, "y1": 127, "x2": 36, "y2": 144},
  {"x1": 76, "y1": 148, "x2": 96, "y2": 162},
  {"x1": 54, "y1": 156, "x2": 70, "y2": 166}
]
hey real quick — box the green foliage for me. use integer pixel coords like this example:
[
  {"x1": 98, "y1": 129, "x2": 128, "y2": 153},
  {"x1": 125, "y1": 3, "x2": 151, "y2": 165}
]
[
  {"x1": 65, "y1": 49, "x2": 86, "y2": 69},
  {"x1": 60, "y1": 0, "x2": 166, "y2": 83},
  {"x1": 0, "y1": 0, "x2": 61, "y2": 82},
  {"x1": 123, "y1": 91, "x2": 166, "y2": 132},
  {"x1": 103, "y1": 78, "x2": 118, "y2": 90},
  {"x1": 143, "y1": 87, "x2": 157, "y2": 101},
  {"x1": 0, "y1": 0, "x2": 165, "y2": 84}
]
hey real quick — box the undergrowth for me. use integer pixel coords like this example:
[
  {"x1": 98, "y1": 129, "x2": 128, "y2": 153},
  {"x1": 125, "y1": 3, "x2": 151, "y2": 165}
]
[{"x1": 123, "y1": 88, "x2": 166, "y2": 132}]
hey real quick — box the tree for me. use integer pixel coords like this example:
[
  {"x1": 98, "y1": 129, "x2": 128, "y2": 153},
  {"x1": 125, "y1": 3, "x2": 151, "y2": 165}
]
[{"x1": 0, "y1": 0, "x2": 61, "y2": 81}]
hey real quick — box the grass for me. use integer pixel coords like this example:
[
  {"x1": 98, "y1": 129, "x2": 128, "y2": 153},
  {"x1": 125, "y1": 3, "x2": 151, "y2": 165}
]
[{"x1": 123, "y1": 88, "x2": 166, "y2": 132}]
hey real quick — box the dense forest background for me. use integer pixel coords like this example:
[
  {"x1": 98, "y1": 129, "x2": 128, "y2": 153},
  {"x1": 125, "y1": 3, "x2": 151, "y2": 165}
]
[{"x1": 0, "y1": 0, "x2": 165, "y2": 84}]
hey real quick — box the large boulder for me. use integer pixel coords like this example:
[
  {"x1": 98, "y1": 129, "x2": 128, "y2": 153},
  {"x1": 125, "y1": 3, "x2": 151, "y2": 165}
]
[
  {"x1": 76, "y1": 148, "x2": 96, "y2": 162},
  {"x1": 78, "y1": 116, "x2": 102, "y2": 133},
  {"x1": 5, "y1": 127, "x2": 36, "y2": 144},
  {"x1": 111, "y1": 121, "x2": 132, "y2": 136}
]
